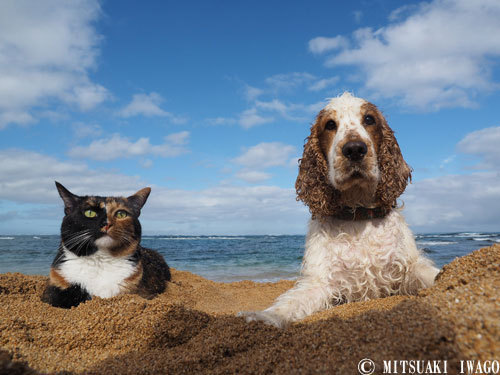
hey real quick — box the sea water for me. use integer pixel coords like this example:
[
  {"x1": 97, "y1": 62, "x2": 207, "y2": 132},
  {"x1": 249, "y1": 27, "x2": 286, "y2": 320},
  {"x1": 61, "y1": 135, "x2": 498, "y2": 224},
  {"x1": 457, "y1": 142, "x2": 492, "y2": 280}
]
[{"x1": 0, "y1": 233, "x2": 498, "y2": 282}]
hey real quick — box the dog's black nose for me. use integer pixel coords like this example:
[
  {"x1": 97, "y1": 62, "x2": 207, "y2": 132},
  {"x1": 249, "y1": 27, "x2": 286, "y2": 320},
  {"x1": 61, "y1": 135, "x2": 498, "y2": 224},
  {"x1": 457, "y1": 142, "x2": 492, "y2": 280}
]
[{"x1": 342, "y1": 141, "x2": 368, "y2": 161}]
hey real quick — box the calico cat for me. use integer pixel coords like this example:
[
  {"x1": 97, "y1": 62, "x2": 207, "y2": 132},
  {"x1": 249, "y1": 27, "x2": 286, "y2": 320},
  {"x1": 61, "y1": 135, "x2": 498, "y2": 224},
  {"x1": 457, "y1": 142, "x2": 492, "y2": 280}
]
[{"x1": 41, "y1": 182, "x2": 171, "y2": 308}]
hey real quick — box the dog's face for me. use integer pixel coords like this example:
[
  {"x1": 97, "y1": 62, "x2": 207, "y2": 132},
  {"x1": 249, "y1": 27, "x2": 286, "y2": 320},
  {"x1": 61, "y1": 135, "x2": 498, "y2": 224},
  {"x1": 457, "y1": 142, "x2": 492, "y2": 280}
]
[
  {"x1": 316, "y1": 95, "x2": 385, "y2": 206},
  {"x1": 296, "y1": 92, "x2": 412, "y2": 217}
]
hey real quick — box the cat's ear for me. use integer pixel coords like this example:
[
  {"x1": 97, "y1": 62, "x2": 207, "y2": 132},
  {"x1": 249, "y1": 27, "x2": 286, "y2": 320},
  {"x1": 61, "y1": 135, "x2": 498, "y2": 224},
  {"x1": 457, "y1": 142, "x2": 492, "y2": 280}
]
[
  {"x1": 55, "y1": 181, "x2": 79, "y2": 215},
  {"x1": 128, "y1": 187, "x2": 151, "y2": 213}
]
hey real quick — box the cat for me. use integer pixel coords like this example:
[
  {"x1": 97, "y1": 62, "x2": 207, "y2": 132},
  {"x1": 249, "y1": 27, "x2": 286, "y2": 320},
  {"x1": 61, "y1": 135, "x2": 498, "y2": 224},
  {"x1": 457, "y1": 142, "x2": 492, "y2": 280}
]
[{"x1": 41, "y1": 181, "x2": 171, "y2": 308}]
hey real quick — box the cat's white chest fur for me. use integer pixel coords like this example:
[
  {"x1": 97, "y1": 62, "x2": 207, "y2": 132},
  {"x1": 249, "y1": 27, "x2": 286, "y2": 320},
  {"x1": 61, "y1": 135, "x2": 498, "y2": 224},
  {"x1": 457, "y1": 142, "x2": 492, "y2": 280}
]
[{"x1": 58, "y1": 246, "x2": 136, "y2": 298}]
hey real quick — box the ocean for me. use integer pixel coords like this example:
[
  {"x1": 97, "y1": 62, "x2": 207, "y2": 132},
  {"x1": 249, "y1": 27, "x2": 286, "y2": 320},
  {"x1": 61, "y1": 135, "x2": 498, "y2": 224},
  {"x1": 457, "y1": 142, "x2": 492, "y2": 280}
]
[{"x1": 0, "y1": 233, "x2": 498, "y2": 282}]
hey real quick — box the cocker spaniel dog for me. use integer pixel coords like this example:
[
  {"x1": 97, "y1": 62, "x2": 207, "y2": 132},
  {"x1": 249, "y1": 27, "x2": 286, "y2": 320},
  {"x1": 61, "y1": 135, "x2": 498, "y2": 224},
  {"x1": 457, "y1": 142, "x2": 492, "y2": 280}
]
[{"x1": 239, "y1": 92, "x2": 439, "y2": 328}]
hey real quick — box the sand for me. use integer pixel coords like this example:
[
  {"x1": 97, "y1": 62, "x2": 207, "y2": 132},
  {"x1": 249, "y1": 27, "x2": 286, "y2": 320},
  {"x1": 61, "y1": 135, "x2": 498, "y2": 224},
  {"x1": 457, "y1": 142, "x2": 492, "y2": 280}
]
[{"x1": 1, "y1": 244, "x2": 499, "y2": 375}]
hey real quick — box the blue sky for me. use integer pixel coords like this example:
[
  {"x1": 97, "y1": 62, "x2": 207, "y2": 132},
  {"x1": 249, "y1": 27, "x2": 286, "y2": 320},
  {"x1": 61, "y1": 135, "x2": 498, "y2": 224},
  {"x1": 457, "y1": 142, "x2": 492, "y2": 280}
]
[{"x1": 1, "y1": 0, "x2": 500, "y2": 235}]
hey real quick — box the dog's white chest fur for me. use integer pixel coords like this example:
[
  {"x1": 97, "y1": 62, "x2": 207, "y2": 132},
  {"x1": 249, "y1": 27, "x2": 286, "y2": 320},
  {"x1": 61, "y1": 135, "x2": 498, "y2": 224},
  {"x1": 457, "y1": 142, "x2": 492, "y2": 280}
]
[
  {"x1": 58, "y1": 247, "x2": 136, "y2": 298},
  {"x1": 304, "y1": 210, "x2": 422, "y2": 300}
]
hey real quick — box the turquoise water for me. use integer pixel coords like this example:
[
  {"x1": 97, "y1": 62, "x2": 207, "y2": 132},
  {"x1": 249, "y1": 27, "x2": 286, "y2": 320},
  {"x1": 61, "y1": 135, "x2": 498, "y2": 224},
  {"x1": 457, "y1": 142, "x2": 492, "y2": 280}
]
[{"x1": 0, "y1": 233, "x2": 498, "y2": 282}]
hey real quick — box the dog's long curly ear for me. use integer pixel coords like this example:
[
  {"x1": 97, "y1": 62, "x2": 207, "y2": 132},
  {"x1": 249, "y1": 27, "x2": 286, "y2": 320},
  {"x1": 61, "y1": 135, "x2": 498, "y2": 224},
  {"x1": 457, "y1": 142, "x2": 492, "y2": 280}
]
[
  {"x1": 295, "y1": 112, "x2": 339, "y2": 219},
  {"x1": 375, "y1": 118, "x2": 412, "y2": 208}
]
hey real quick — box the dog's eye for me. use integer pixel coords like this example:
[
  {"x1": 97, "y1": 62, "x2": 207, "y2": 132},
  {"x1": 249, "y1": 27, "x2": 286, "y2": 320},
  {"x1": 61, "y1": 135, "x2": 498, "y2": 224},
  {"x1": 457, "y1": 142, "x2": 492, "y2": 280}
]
[
  {"x1": 325, "y1": 120, "x2": 337, "y2": 131},
  {"x1": 364, "y1": 115, "x2": 375, "y2": 125}
]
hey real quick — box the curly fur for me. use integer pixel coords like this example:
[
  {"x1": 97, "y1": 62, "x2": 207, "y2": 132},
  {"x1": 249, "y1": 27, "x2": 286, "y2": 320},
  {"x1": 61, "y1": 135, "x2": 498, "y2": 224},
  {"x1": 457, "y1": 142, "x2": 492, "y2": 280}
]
[
  {"x1": 375, "y1": 117, "x2": 412, "y2": 209},
  {"x1": 239, "y1": 93, "x2": 438, "y2": 328},
  {"x1": 295, "y1": 110, "x2": 342, "y2": 219}
]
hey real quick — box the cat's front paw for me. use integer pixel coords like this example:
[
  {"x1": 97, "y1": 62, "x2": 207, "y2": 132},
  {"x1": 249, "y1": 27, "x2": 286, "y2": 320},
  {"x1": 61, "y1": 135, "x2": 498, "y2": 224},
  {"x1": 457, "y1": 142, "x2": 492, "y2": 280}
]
[
  {"x1": 41, "y1": 284, "x2": 91, "y2": 309},
  {"x1": 237, "y1": 310, "x2": 287, "y2": 328}
]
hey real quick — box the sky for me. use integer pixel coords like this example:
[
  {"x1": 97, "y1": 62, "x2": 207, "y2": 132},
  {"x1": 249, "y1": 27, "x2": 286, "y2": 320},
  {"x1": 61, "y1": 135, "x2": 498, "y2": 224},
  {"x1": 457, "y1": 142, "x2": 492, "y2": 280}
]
[{"x1": 1, "y1": 0, "x2": 500, "y2": 235}]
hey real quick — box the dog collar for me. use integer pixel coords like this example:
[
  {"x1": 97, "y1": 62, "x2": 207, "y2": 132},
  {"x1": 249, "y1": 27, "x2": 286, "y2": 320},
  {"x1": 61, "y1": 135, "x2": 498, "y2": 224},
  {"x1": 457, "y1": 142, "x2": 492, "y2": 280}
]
[{"x1": 333, "y1": 206, "x2": 390, "y2": 221}]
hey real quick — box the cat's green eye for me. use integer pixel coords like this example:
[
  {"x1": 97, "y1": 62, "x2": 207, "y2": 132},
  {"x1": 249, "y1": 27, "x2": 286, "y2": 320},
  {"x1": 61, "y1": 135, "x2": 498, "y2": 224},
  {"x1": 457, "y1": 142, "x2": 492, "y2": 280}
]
[
  {"x1": 115, "y1": 210, "x2": 128, "y2": 219},
  {"x1": 84, "y1": 210, "x2": 97, "y2": 218}
]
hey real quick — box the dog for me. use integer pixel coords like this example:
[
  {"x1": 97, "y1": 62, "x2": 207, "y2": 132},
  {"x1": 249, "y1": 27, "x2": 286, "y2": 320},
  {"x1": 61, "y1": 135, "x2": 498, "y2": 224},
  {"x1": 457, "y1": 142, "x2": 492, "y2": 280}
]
[{"x1": 239, "y1": 92, "x2": 439, "y2": 328}]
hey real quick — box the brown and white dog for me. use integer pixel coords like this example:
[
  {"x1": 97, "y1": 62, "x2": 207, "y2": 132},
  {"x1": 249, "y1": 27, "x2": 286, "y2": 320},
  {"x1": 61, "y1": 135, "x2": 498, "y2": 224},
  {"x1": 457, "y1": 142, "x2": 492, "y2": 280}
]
[{"x1": 239, "y1": 92, "x2": 438, "y2": 328}]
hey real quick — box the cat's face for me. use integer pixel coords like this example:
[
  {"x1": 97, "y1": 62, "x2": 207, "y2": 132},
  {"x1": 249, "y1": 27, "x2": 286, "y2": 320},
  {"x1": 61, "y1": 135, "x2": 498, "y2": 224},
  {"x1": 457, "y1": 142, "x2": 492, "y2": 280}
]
[{"x1": 55, "y1": 182, "x2": 151, "y2": 257}]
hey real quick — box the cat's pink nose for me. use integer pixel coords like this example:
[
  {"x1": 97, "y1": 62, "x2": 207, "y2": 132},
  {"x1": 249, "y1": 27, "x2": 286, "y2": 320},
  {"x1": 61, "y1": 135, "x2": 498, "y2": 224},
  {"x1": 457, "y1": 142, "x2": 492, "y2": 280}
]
[{"x1": 101, "y1": 224, "x2": 112, "y2": 232}]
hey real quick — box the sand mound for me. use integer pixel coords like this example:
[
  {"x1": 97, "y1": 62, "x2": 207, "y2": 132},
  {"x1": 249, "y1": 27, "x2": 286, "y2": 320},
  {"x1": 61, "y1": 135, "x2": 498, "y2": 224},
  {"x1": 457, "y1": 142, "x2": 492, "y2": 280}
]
[{"x1": 1, "y1": 244, "x2": 498, "y2": 374}]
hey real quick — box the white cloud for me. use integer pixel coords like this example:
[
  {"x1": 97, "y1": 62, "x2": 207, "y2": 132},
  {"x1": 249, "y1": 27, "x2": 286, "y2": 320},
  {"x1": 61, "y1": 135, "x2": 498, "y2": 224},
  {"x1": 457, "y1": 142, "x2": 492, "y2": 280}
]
[
  {"x1": 206, "y1": 117, "x2": 238, "y2": 126},
  {"x1": 0, "y1": 111, "x2": 36, "y2": 128},
  {"x1": 233, "y1": 142, "x2": 296, "y2": 169},
  {"x1": 239, "y1": 108, "x2": 273, "y2": 129},
  {"x1": 403, "y1": 172, "x2": 500, "y2": 233},
  {"x1": 244, "y1": 85, "x2": 264, "y2": 101},
  {"x1": 118, "y1": 92, "x2": 168, "y2": 117},
  {"x1": 235, "y1": 170, "x2": 272, "y2": 183},
  {"x1": 260, "y1": 72, "x2": 340, "y2": 95},
  {"x1": 402, "y1": 125, "x2": 500, "y2": 232},
  {"x1": 143, "y1": 185, "x2": 308, "y2": 235},
  {"x1": 388, "y1": 4, "x2": 420, "y2": 21},
  {"x1": 68, "y1": 131, "x2": 190, "y2": 161},
  {"x1": 165, "y1": 130, "x2": 190, "y2": 145},
  {"x1": 169, "y1": 116, "x2": 188, "y2": 125},
  {"x1": 316, "y1": 0, "x2": 500, "y2": 110},
  {"x1": 265, "y1": 72, "x2": 316, "y2": 92},
  {"x1": 231, "y1": 142, "x2": 298, "y2": 184},
  {"x1": 457, "y1": 126, "x2": 500, "y2": 170},
  {"x1": 308, "y1": 36, "x2": 349, "y2": 54},
  {"x1": 353, "y1": 11, "x2": 363, "y2": 24},
  {"x1": 117, "y1": 92, "x2": 187, "y2": 123},
  {"x1": 256, "y1": 99, "x2": 326, "y2": 122},
  {"x1": 72, "y1": 122, "x2": 102, "y2": 139},
  {"x1": 439, "y1": 155, "x2": 456, "y2": 169},
  {"x1": 229, "y1": 99, "x2": 321, "y2": 129},
  {"x1": 308, "y1": 77, "x2": 340, "y2": 92},
  {"x1": 234, "y1": 72, "x2": 335, "y2": 128},
  {"x1": 39, "y1": 110, "x2": 69, "y2": 123},
  {"x1": 0, "y1": 149, "x2": 143, "y2": 204},
  {"x1": 212, "y1": 72, "x2": 336, "y2": 129},
  {"x1": 0, "y1": 0, "x2": 109, "y2": 129},
  {"x1": 140, "y1": 159, "x2": 154, "y2": 169},
  {"x1": 255, "y1": 99, "x2": 289, "y2": 115},
  {"x1": 69, "y1": 84, "x2": 110, "y2": 111},
  {"x1": 235, "y1": 98, "x2": 326, "y2": 129}
]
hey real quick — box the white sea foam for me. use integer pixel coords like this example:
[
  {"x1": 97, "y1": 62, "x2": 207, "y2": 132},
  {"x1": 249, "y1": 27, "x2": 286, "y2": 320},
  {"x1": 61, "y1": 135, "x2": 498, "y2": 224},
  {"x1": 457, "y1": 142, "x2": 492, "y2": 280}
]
[
  {"x1": 419, "y1": 234, "x2": 455, "y2": 238},
  {"x1": 456, "y1": 233, "x2": 488, "y2": 238},
  {"x1": 211, "y1": 272, "x2": 299, "y2": 283},
  {"x1": 416, "y1": 241, "x2": 457, "y2": 246},
  {"x1": 0, "y1": 237, "x2": 14, "y2": 240},
  {"x1": 158, "y1": 236, "x2": 247, "y2": 240},
  {"x1": 418, "y1": 233, "x2": 489, "y2": 239},
  {"x1": 473, "y1": 237, "x2": 499, "y2": 242}
]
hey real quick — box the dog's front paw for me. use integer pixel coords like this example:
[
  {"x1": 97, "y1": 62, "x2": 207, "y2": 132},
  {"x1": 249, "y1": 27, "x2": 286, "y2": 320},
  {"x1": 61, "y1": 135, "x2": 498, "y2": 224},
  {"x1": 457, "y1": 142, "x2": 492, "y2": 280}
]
[{"x1": 237, "y1": 310, "x2": 287, "y2": 328}]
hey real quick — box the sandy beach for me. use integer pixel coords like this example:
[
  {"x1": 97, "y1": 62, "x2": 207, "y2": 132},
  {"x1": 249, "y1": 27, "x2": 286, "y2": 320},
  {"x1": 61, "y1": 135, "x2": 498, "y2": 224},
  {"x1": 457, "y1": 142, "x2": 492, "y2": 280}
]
[{"x1": 1, "y1": 244, "x2": 499, "y2": 374}]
